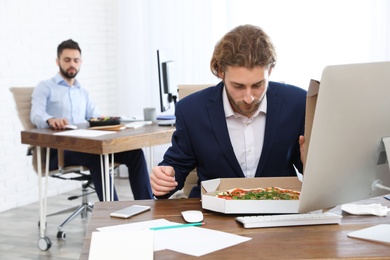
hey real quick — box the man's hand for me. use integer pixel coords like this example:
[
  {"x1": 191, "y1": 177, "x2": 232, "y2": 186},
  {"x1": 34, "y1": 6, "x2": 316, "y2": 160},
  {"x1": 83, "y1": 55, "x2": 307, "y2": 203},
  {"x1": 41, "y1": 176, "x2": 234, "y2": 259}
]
[
  {"x1": 150, "y1": 166, "x2": 178, "y2": 196},
  {"x1": 47, "y1": 118, "x2": 69, "y2": 130}
]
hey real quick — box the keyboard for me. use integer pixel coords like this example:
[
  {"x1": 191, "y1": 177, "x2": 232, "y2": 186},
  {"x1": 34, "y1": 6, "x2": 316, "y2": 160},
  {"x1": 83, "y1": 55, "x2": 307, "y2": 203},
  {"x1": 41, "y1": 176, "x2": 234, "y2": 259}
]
[{"x1": 236, "y1": 212, "x2": 342, "y2": 228}]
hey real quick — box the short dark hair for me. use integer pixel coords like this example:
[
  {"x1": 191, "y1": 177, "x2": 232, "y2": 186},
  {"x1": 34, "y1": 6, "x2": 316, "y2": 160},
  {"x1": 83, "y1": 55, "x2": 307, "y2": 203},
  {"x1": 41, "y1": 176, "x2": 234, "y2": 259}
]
[
  {"x1": 57, "y1": 39, "x2": 81, "y2": 58},
  {"x1": 210, "y1": 24, "x2": 276, "y2": 77}
]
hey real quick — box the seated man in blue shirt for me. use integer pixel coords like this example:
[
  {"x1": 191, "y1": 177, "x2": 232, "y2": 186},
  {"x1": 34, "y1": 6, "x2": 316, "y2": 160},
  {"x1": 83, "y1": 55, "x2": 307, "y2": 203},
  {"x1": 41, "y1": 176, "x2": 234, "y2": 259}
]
[
  {"x1": 30, "y1": 39, "x2": 153, "y2": 201},
  {"x1": 150, "y1": 25, "x2": 306, "y2": 198}
]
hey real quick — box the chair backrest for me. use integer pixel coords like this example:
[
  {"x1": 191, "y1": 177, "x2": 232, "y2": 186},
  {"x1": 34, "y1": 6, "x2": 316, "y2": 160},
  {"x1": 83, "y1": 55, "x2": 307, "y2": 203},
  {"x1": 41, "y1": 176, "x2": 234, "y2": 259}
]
[
  {"x1": 9, "y1": 87, "x2": 46, "y2": 173},
  {"x1": 178, "y1": 84, "x2": 214, "y2": 100},
  {"x1": 9, "y1": 87, "x2": 105, "y2": 175},
  {"x1": 9, "y1": 87, "x2": 35, "y2": 131}
]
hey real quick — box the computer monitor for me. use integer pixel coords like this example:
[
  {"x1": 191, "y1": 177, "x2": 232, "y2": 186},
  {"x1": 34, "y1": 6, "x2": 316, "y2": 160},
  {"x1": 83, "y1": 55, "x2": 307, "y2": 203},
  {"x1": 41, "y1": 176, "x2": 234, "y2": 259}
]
[
  {"x1": 156, "y1": 49, "x2": 177, "y2": 113},
  {"x1": 298, "y1": 61, "x2": 390, "y2": 213}
]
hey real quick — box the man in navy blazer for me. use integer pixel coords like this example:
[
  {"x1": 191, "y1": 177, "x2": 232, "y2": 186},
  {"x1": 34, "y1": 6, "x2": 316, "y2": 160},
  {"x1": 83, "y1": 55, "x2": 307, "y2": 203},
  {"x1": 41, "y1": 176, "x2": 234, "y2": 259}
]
[{"x1": 150, "y1": 25, "x2": 306, "y2": 198}]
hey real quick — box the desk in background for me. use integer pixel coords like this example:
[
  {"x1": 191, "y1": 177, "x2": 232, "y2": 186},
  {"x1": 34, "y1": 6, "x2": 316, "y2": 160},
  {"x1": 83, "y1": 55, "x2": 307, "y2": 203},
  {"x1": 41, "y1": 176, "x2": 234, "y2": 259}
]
[
  {"x1": 80, "y1": 197, "x2": 390, "y2": 259},
  {"x1": 22, "y1": 123, "x2": 175, "y2": 200},
  {"x1": 21, "y1": 124, "x2": 175, "y2": 249},
  {"x1": 21, "y1": 123, "x2": 175, "y2": 155}
]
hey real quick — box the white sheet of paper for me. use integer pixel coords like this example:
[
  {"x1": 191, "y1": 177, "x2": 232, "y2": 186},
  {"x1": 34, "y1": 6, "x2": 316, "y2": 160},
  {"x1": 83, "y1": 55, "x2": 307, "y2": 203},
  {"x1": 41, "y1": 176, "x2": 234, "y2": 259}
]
[
  {"x1": 98, "y1": 219, "x2": 173, "y2": 251},
  {"x1": 53, "y1": 129, "x2": 116, "y2": 137},
  {"x1": 153, "y1": 226, "x2": 251, "y2": 257},
  {"x1": 88, "y1": 230, "x2": 153, "y2": 260},
  {"x1": 97, "y1": 218, "x2": 252, "y2": 257},
  {"x1": 347, "y1": 224, "x2": 390, "y2": 244},
  {"x1": 125, "y1": 121, "x2": 152, "y2": 129}
]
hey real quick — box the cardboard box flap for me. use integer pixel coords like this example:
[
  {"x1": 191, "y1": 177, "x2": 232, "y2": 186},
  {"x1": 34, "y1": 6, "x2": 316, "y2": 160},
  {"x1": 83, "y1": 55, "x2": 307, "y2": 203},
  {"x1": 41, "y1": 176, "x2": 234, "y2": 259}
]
[
  {"x1": 303, "y1": 79, "x2": 320, "y2": 169},
  {"x1": 307, "y1": 79, "x2": 320, "y2": 97},
  {"x1": 202, "y1": 178, "x2": 221, "y2": 193}
]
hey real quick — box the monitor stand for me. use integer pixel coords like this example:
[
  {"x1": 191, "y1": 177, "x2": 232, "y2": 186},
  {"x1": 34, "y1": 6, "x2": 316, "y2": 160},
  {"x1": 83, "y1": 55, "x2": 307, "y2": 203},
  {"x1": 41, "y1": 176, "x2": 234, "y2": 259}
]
[
  {"x1": 157, "y1": 102, "x2": 176, "y2": 126},
  {"x1": 157, "y1": 113, "x2": 176, "y2": 126},
  {"x1": 157, "y1": 119, "x2": 176, "y2": 126},
  {"x1": 372, "y1": 136, "x2": 390, "y2": 192},
  {"x1": 382, "y1": 136, "x2": 390, "y2": 166}
]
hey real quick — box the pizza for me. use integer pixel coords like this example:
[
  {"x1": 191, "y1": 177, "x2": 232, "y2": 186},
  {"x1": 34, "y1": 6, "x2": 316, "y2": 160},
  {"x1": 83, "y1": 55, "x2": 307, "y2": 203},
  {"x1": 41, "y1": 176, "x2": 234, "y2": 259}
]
[{"x1": 216, "y1": 187, "x2": 300, "y2": 200}]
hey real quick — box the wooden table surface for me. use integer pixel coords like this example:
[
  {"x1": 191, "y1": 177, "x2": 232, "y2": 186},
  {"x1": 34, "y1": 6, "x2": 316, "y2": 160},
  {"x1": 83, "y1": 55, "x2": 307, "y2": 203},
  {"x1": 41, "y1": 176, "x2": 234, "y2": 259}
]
[
  {"x1": 20, "y1": 123, "x2": 176, "y2": 243},
  {"x1": 80, "y1": 197, "x2": 390, "y2": 260},
  {"x1": 21, "y1": 123, "x2": 175, "y2": 154}
]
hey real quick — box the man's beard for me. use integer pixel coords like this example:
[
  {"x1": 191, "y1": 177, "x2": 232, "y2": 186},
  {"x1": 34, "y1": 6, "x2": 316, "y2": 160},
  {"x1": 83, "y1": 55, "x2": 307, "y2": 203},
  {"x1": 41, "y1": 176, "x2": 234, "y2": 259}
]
[
  {"x1": 60, "y1": 67, "x2": 79, "y2": 79},
  {"x1": 225, "y1": 85, "x2": 261, "y2": 117}
]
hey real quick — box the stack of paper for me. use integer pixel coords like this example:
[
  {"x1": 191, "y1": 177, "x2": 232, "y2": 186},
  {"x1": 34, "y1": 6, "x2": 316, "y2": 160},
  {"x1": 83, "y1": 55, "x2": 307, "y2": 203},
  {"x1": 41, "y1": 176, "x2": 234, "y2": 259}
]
[
  {"x1": 89, "y1": 230, "x2": 153, "y2": 260},
  {"x1": 89, "y1": 218, "x2": 252, "y2": 258}
]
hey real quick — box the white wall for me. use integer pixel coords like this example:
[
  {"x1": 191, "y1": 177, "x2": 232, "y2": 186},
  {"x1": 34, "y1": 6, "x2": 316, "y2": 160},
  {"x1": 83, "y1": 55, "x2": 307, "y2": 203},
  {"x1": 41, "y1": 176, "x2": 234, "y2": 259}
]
[
  {"x1": 0, "y1": 0, "x2": 119, "y2": 212},
  {"x1": 116, "y1": 0, "x2": 390, "y2": 117},
  {"x1": 1, "y1": 0, "x2": 389, "y2": 212},
  {"x1": 116, "y1": 0, "x2": 223, "y2": 116}
]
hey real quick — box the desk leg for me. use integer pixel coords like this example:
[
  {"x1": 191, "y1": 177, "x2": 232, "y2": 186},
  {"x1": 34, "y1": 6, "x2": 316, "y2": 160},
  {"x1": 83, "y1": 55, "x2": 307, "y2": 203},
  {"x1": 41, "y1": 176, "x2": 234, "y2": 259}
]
[
  {"x1": 110, "y1": 154, "x2": 114, "y2": 200},
  {"x1": 37, "y1": 146, "x2": 52, "y2": 251},
  {"x1": 100, "y1": 155, "x2": 105, "y2": 201},
  {"x1": 100, "y1": 154, "x2": 115, "y2": 201}
]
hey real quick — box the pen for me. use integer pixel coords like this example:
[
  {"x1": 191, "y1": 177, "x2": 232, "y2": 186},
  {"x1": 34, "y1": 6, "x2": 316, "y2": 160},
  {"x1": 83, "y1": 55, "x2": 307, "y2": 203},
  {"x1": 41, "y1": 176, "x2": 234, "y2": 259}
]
[{"x1": 150, "y1": 222, "x2": 205, "y2": 230}]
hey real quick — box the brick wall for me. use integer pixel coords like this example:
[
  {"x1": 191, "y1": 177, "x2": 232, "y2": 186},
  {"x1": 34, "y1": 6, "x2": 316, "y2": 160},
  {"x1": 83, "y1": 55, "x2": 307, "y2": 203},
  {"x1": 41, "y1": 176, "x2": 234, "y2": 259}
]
[{"x1": 0, "y1": 0, "x2": 118, "y2": 212}]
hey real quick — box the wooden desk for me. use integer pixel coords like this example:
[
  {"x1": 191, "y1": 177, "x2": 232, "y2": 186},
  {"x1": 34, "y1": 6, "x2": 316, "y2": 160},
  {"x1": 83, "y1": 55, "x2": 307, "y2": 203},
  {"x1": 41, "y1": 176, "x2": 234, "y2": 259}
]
[
  {"x1": 80, "y1": 197, "x2": 390, "y2": 259},
  {"x1": 21, "y1": 124, "x2": 175, "y2": 200},
  {"x1": 20, "y1": 124, "x2": 175, "y2": 250},
  {"x1": 21, "y1": 123, "x2": 175, "y2": 154}
]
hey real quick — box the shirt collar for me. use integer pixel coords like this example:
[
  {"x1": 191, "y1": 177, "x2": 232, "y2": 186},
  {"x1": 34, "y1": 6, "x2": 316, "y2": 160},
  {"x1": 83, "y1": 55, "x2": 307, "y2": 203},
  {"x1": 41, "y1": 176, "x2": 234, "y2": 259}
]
[
  {"x1": 54, "y1": 73, "x2": 81, "y2": 88},
  {"x1": 223, "y1": 84, "x2": 267, "y2": 119}
]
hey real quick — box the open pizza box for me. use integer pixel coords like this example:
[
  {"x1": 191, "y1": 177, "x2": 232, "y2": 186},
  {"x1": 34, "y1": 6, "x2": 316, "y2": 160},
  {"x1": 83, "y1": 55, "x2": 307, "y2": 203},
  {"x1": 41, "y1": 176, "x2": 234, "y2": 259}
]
[
  {"x1": 200, "y1": 79, "x2": 320, "y2": 214},
  {"x1": 201, "y1": 177, "x2": 302, "y2": 214}
]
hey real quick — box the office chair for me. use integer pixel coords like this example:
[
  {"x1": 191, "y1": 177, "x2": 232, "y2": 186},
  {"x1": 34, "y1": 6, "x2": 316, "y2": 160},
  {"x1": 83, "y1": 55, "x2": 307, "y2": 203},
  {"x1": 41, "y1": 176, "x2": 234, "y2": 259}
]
[
  {"x1": 10, "y1": 87, "x2": 96, "y2": 240},
  {"x1": 177, "y1": 84, "x2": 214, "y2": 197}
]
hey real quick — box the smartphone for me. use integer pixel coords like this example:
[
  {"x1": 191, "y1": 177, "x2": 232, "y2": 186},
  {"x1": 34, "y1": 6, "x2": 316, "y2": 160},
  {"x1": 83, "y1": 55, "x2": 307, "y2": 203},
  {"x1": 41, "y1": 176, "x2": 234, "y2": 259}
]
[
  {"x1": 110, "y1": 205, "x2": 151, "y2": 219},
  {"x1": 384, "y1": 195, "x2": 390, "y2": 201}
]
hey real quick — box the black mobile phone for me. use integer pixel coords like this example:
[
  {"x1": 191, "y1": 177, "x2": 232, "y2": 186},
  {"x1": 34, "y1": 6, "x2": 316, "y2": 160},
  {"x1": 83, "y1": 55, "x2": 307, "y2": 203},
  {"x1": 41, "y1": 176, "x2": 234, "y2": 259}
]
[{"x1": 384, "y1": 195, "x2": 390, "y2": 201}]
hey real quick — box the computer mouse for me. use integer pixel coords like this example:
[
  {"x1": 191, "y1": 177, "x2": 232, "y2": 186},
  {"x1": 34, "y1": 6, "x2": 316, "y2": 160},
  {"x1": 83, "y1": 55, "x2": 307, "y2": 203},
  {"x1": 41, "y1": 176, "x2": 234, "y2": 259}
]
[{"x1": 181, "y1": 210, "x2": 204, "y2": 223}]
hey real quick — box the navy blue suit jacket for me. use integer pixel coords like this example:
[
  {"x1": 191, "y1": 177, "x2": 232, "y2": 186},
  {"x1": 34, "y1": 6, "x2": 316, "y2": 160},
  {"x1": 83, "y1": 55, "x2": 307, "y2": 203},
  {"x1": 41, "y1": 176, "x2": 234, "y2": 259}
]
[{"x1": 159, "y1": 81, "x2": 307, "y2": 198}]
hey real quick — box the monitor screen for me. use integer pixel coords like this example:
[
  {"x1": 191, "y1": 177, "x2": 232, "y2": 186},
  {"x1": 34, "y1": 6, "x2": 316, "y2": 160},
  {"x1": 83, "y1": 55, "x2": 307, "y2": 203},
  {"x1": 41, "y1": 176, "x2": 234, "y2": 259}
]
[
  {"x1": 157, "y1": 49, "x2": 177, "y2": 113},
  {"x1": 298, "y1": 61, "x2": 390, "y2": 213}
]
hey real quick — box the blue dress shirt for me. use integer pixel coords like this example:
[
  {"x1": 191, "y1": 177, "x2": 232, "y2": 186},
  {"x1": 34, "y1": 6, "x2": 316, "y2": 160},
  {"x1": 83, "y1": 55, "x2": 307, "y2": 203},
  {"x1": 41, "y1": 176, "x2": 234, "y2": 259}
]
[{"x1": 31, "y1": 73, "x2": 101, "y2": 128}]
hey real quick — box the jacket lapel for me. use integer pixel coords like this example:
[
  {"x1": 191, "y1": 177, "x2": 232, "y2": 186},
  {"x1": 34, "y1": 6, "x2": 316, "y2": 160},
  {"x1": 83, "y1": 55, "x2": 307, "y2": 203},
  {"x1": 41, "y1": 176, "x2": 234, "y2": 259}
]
[
  {"x1": 206, "y1": 83, "x2": 245, "y2": 177},
  {"x1": 255, "y1": 83, "x2": 281, "y2": 176}
]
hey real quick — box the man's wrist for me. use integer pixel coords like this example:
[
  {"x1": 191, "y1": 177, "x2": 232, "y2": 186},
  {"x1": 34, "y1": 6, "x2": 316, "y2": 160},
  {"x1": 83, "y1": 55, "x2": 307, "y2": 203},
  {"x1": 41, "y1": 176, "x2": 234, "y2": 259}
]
[{"x1": 46, "y1": 118, "x2": 53, "y2": 126}]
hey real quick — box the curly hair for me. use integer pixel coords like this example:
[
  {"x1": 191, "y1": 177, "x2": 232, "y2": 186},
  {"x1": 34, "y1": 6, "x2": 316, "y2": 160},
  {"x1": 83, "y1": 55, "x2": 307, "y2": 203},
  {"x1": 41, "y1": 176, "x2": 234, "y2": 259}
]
[{"x1": 210, "y1": 24, "x2": 276, "y2": 78}]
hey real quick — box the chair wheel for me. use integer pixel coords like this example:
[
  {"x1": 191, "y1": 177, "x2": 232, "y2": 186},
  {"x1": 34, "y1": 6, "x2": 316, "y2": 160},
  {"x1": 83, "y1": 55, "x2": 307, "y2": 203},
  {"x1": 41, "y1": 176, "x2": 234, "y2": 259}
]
[
  {"x1": 57, "y1": 231, "x2": 66, "y2": 240},
  {"x1": 38, "y1": 237, "x2": 52, "y2": 251}
]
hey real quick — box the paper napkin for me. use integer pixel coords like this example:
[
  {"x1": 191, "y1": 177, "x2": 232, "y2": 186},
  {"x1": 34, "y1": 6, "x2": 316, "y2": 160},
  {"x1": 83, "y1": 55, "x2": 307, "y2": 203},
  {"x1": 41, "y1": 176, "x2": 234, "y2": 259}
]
[{"x1": 341, "y1": 203, "x2": 390, "y2": 216}]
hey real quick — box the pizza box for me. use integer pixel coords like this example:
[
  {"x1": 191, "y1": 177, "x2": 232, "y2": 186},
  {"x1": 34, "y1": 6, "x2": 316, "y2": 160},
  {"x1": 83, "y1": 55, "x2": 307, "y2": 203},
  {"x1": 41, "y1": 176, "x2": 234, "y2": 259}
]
[
  {"x1": 201, "y1": 177, "x2": 302, "y2": 214},
  {"x1": 302, "y1": 79, "x2": 319, "y2": 170}
]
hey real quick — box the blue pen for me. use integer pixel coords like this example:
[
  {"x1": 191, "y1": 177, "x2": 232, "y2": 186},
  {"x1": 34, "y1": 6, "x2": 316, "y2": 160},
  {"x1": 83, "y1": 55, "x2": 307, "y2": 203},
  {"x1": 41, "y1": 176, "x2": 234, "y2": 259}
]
[{"x1": 150, "y1": 222, "x2": 205, "y2": 230}]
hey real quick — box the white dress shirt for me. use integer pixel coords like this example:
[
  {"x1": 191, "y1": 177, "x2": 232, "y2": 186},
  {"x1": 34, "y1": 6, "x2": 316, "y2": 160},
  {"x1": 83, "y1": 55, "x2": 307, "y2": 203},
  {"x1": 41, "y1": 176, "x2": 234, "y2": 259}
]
[{"x1": 223, "y1": 87, "x2": 267, "y2": 178}]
